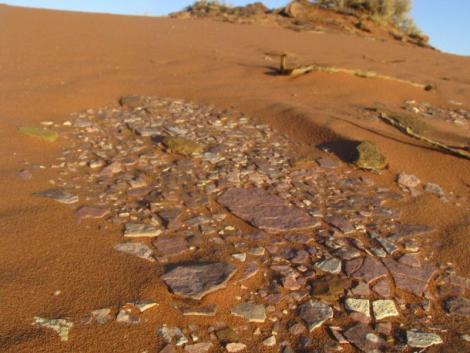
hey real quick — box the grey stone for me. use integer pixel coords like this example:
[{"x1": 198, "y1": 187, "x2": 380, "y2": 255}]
[
  {"x1": 406, "y1": 330, "x2": 443, "y2": 348},
  {"x1": 33, "y1": 317, "x2": 73, "y2": 342},
  {"x1": 372, "y1": 300, "x2": 399, "y2": 320},
  {"x1": 114, "y1": 242, "x2": 155, "y2": 262},
  {"x1": 124, "y1": 223, "x2": 162, "y2": 238},
  {"x1": 34, "y1": 189, "x2": 78, "y2": 204}
]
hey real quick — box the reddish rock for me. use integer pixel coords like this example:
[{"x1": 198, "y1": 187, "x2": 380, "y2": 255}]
[
  {"x1": 446, "y1": 297, "x2": 470, "y2": 317},
  {"x1": 351, "y1": 257, "x2": 388, "y2": 283},
  {"x1": 152, "y1": 236, "x2": 189, "y2": 256},
  {"x1": 344, "y1": 323, "x2": 386, "y2": 352},
  {"x1": 218, "y1": 188, "x2": 319, "y2": 233},
  {"x1": 382, "y1": 258, "x2": 436, "y2": 296},
  {"x1": 372, "y1": 278, "x2": 391, "y2": 297},
  {"x1": 324, "y1": 215, "x2": 355, "y2": 234}
]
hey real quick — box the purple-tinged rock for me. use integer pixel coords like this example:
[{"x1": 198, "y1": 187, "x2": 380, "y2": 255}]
[
  {"x1": 218, "y1": 188, "x2": 319, "y2": 233},
  {"x1": 445, "y1": 297, "x2": 470, "y2": 317},
  {"x1": 324, "y1": 215, "x2": 355, "y2": 234},
  {"x1": 298, "y1": 300, "x2": 333, "y2": 331},
  {"x1": 351, "y1": 257, "x2": 388, "y2": 283},
  {"x1": 161, "y1": 262, "x2": 236, "y2": 300},
  {"x1": 344, "y1": 323, "x2": 386, "y2": 352}
]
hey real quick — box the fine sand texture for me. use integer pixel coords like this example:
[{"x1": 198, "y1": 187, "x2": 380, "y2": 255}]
[{"x1": 0, "y1": 4, "x2": 469, "y2": 353}]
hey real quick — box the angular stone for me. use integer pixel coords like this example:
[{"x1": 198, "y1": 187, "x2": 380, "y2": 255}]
[
  {"x1": 351, "y1": 256, "x2": 388, "y2": 283},
  {"x1": 371, "y1": 278, "x2": 391, "y2": 297},
  {"x1": 114, "y1": 242, "x2": 155, "y2": 262},
  {"x1": 75, "y1": 206, "x2": 109, "y2": 220},
  {"x1": 218, "y1": 188, "x2": 318, "y2": 234},
  {"x1": 298, "y1": 300, "x2": 333, "y2": 331},
  {"x1": 152, "y1": 236, "x2": 188, "y2": 256},
  {"x1": 354, "y1": 141, "x2": 387, "y2": 171},
  {"x1": 372, "y1": 300, "x2": 399, "y2": 320},
  {"x1": 157, "y1": 326, "x2": 187, "y2": 344},
  {"x1": 33, "y1": 317, "x2": 73, "y2": 342},
  {"x1": 216, "y1": 327, "x2": 239, "y2": 344},
  {"x1": 231, "y1": 303, "x2": 266, "y2": 323},
  {"x1": 289, "y1": 322, "x2": 306, "y2": 335},
  {"x1": 382, "y1": 258, "x2": 436, "y2": 296},
  {"x1": 119, "y1": 95, "x2": 147, "y2": 110},
  {"x1": 116, "y1": 308, "x2": 140, "y2": 324},
  {"x1": 91, "y1": 308, "x2": 113, "y2": 324},
  {"x1": 184, "y1": 342, "x2": 212, "y2": 353},
  {"x1": 445, "y1": 297, "x2": 470, "y2": 317},
  {"x1": 344, "y1": 323, "x2": 386, "y2": 352},
  {"x1": 262, "y1": 336, "x2": 276, "y2": 346},
  {"x1": 344, "y1": 298, "x2": 370, "y2": 317},
  {"x1": 34, "y1": 188, "x2": 78, "y2": 204},
  {"x1": 315, "y1": 257, "x2": 342, "y2": 274},
  {"x1": 387, "y1": 224, "x2": 433, "y2": 242},
  {"x1": 406, "y1": 331, "x2": 443, "y2": 348},
  {"x1": 324, "y1": 215, "x2": 354, "y2": 234},
  {"x1": 161, "y1": 262, "x2": 236, "y2": 300},
  {"x1": 124, "y1": 223, "x2": 162, "y2": 238},
  {"x1": 397, "y1": 172, "x2": 420, "y2": 188},
  {"x1": 100, "y1": 161, "x2": 122, "y2": 176}
]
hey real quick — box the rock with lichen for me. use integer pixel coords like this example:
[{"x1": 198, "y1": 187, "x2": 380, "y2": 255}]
[{"x1": 353, "y1": 141, "x2": 387, "y2": 171}]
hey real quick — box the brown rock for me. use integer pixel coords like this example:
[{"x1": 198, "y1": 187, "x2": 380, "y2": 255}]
[
  {"x1": 446, "y1": 297, "x2": 470, "y2": 317},
  {"x1": 152, "y1": 236, "x2": 189, "y2": 256}
]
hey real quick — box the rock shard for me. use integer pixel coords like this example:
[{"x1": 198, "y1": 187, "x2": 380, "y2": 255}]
[
  {"x1": 161, "y1": 262, "x2": 236, "y2": 300},
  {"x1": 218, "y1": 188, "x2": 318, "y2": 233}
]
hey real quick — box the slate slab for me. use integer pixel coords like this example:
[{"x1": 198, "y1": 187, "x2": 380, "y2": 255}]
[
  {"x1": 161, "y1": 262, "x2": 236, "y2": 300},
  {"x1": 218, "y1": 188, "x2": 318, "y2": 233}
]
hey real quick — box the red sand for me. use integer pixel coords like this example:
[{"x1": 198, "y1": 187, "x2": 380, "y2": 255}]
[{"x1": 0, "y1": 5, "x2": 469, "y2": 353}]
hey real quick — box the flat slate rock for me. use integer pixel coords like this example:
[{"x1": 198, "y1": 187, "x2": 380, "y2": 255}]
[
  {"x1": 351, "y1": 256, "x2": 388, "y2": 284},
  {"x1": 75, "y1": 206, "x2": 109, "y2": 219},
  {"x1": 124, "y1": 223, "x2": 162, "y2": 238},
  {"x1": 114, "y1": 242, "x2": 155, "y2": 262},
  {"x1": 34, "y1": 188, "x2": 78, "y2": 204},
  {"x1": 152, "y1": 236, "x2": 189, "y2": 256},
  {"x1": 231, "y1": 303, "x2": 266, "y2": 323},
  {"x1": 161, "y1": 262, "x2": 236, "y2": 300},
  {"x1": 344, "y1": 323, "x2": 387, "y2": 352},
  {"x1": 406, "y1": 330, "x2": 443, "y2": 348},
  {"x1": 298, "y1": 300, "x2": 333, "y2": 331},
  {"x1": 218, "y1": 188, "x2": 318, "y2": 233},
  {"x1": 382, "y1": 258, "x2": 436, "y2": 296}
]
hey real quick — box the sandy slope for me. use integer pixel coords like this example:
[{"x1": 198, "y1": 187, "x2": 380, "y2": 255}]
[{"x1": 0, "y1": 4, "x2": 469, "y2": 353}]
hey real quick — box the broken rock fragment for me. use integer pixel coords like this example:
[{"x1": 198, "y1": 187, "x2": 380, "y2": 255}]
[
  {"x1": 218, "y1": 188, "x2": 318, "y2": 233},
  {"x1": 231, "y1": 303, "x2": 266, "y2": 323},
  {"x1": 124, "y1": 223, "x2": 162, "y2": 238},
  {"x1": 298, "y1": 300, "x2": 333, "y2": 331},
  {"x1": 161, "y1": 262, "x2": 236, "y2": 300},
  {"x1": 406, "y1": 330, "x2": 443, "y2": 348},
  {"x1": 33, "y1": 317, "x2": 73, "y2": 342},
  {"x1": 34, "y1": 188, "x2": 78, "y2": 204},
  {"x1": 114, "y1": 242, "x2": 155, "y2": 262}
]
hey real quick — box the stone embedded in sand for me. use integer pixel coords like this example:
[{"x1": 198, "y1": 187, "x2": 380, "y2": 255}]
[
  {"x1": 424, "y1": 182, "x2": 444, "y2": 196},
  {"x1": 134, "y1": 127, "x2": 161, "y2": 137},
  {"x1": 351, "y1": 256, "x2": 388, "y2": 284},
  {"x1": 397, "y1": 172, "x2": 421, "y2": 188},
  {"x1": 33, "y1": 317, "x2": 73, "y2": 342},
  {"x1": 231, "y1": 303, "x2": 266, "y2": 323},
  {"x1": 162, "y1": 136, "x2": 205, "y2": 156},
  {"x1": 34, "y1": 188, "x2": 79, "y2": 204},
  {"x1": 152, "y1": 236, "x2": 189, "y2": 256},
  {"x1": 19, "y1": 127, "x2": 59, "y2": 142},
  {"x1": 127, "y1": 299, "x2": 158, "y2": 313},
  {"x1": 75, "y1": 205, "x2": 109, "y2": 220},
  {"x1": 298, "y1": 300, "x2": 333, "y2": 331},
  {"x1": 354, "y1": 141, "x2": 387, "y2": 171},
  {"x1": 216, "y1": 327, "x2": 240, "y2": 344},
  {"x1": 372, "y1": 300, "x2": 399, "y2": 320},
  {"x1": 344, "y1": 323, "x2": 386, "y2": 352},
  {"x1": 116, "y1": 308, "x2": 140, "y2": 324},
  {"x1": 226, "y1": 343, "x2": 246, "y2": 352},
  {"x1": 184, "y1": 342, "x2": 213, "y2": 353},
  {"x1": 315, "y1": 257, "x2": 342, "y2": 274},
  {"x1": 161, "y1": 262, "x2": 236, "y2": 300},
  {"x1": 262, "y1": 336, "x2": 276, "y2": 347},
  {"x1": 218, "y1": 188, "x2": 318, "y2": 233},
  {"x1": 119, "y1": 95, "x2": 147, "y2": 110},
  {"x1": 90, "y1": 308, "x2": 113, "y2": 325},
  {"x1": 324, "y1": 215, "x2": 354, "y2": 234},
  {"x1": 445, "y1": 297, "x2": 470, "y2": 317},
  {"x1": 114, "y1": 242, "x2": 155, "y2": 262},
  {"x1": 124, "y1": 223, "x2": 162, "y2": 238},
  {"x1": 371, "y1": 278, "x2": 391, "y2": 297},
  {"x1": 316, "y1": 157, "x2": 341, "y2": 169},
  {"x1": 406, "y1": 330, "x2": 443, "y2": 348},
  {"x1": 382, "y1": 258, "x2": 436, "y2": 296},
  {"x1": 344, "y1": 298, "x2": 370, "y2": 317},
  {"x1": 18, "y1": 169, "x2": 32, "y2": 180}
]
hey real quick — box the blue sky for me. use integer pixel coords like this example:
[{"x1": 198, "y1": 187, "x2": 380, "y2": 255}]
[{"x1": 4, "y1": 1, "x2": 469, "y2": 56}]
